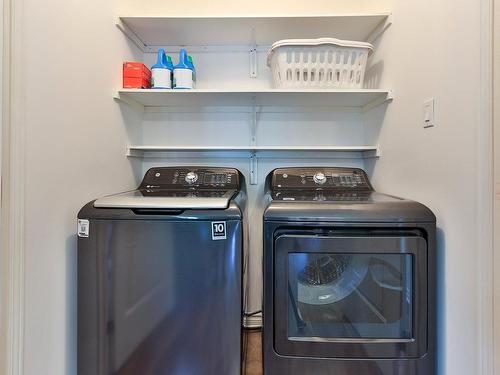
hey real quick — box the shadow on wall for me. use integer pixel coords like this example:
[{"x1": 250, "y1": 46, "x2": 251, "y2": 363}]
[
  {"x1": 436, "y1": 227, "x2": 445, "y2": 375},
  {"x1": 364, "y1": 25, "x2": 387, "y2": 90},
  {"x1": 117, "y1": 100, "x2": 144, "y2": 184},
  {"x1": 66, "y1": 234, "x2": 78, "y2": 375},
  {"x1": 358, "y1": 101, "x2": 390, "y2": 180},
  {"x1": 116, "y1": 36, "x2": 147, "y2": 184}
]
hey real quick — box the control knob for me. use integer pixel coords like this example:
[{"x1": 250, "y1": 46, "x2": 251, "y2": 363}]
[
  {"x1": 313, "y1": 172, "x2": 327, "y2": 185},
  {"x1": 185, "y1": 172, "x2": 199, "y2": 184}
]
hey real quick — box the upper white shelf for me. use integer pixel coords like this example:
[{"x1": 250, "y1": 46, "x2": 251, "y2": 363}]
[
  {"x1": 115, "y1": 89, "x2": 392, "y2": 112},
  {"x1": 117, "y1": 14, "x2": 392, "y2": 51},
  {"x1": 127, "y1": 145, "x2": 380, "y2": 159}
]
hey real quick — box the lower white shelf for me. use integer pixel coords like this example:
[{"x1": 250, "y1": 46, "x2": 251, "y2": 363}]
[{"x1": 127, "y1": 145, "x2": 380, "y2": 159}]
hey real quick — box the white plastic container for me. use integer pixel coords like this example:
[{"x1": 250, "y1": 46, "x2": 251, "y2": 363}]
[
  {"x1": 151, "y1": 49, "x2": 174, "y2": 89},
  {"x1": 173, "y1": 48, "x2": 194, "y2": 89},
  {"x1": 267, "y1": 38, "x2": 373, "y2": 89},
  {"x1": 173, "y1": 68, "x2": 193, "y2": 89},
  {"x1": 152, "y1": 69, "x2": 172, "y2": 88}
]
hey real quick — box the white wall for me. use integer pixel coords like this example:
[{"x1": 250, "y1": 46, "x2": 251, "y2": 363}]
[
  {"x1": 117, "y1": 0, "x2": 385, "y2": 16},
  {"x1": 20, "y1": 1, "x2": 143, "y2": 374},
  {"x1": 366, "y1": 1, "x2": 482, "y2": 375},
  {"x1": 15, "y1": 0, "x2": 485, "y2": 375}
]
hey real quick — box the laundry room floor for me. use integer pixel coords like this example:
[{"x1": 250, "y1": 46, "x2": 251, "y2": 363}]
[{"x1": 244, "y1": 330, "x2": 263, "y2": 375}]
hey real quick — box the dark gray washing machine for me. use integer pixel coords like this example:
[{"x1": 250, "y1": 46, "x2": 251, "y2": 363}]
[
  {"x1": 77, "y1": 167, "x2": 246, "y2": 375},
  {"x1": 263, "y1": 167, "x2": 436, "y2": 375}
]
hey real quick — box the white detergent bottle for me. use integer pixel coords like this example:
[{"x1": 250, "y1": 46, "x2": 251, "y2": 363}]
[
  {"x1": 173, "y1": 49, "x2": 193, "y2": 89},
  {"x1": 151, "y1": 49, "x2": 173, "y2": 89}
]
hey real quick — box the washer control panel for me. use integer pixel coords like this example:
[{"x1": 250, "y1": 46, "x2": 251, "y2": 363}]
[
  {"x1": 271, "y1": 167, "x2": 373, "y2": 191},
  {"x1": 140, "y1": 167, "x2": 240, "y2": 189}
]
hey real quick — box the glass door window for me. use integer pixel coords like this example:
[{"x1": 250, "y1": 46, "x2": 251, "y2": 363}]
[{"x1": 287, "y1": 253, "x2": 413, "y2": 342}]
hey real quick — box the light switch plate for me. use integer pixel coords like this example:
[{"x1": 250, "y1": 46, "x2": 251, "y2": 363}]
[{"x1": 423, "y1": 98, "x2": 435, "y2": 128}]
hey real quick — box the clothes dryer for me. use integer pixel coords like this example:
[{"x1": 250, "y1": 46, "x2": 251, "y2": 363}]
[{"x1": 263, "y1": 167, "x2": 436, "y2": 375}]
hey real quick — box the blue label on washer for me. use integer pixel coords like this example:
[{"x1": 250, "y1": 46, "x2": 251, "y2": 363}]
[{"x1": 211, "y1": 221, "x2": 226, "y2": 240}]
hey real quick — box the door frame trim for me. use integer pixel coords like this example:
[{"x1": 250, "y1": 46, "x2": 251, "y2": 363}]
[
  {"x1": 479, "y1": 0, "x2": 495, "y2": 375},
  {"x1": 1, "y1": 0, "x2": 25, "y2": 373}
]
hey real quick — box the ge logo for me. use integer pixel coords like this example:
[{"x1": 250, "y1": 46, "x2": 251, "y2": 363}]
[{"x1": 211, "y1": 221, "x2": 227, "y2": 240}]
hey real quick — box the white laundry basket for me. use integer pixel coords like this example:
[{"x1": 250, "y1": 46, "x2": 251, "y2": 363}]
[{"x1": 267, "y1": 38, "x2": 374, "y2": 89}]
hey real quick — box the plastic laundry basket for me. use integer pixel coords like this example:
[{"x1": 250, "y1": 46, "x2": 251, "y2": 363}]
[{"x1": 267, "y1": 38, "x2": 374, "y2": 89}]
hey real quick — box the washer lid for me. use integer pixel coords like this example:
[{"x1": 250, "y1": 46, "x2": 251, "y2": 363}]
[{"x1": 93, "y1": 189, "x2": 236, "y2": 210}]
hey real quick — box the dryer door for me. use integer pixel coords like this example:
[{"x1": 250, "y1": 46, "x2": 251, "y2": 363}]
[{"x1": 274, "y1": 233, "x2": 427, "y2": 359}]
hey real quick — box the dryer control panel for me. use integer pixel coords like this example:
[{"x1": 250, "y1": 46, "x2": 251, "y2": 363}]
[
  {"x1": 140, "y1": 167, "x2": 241, "y2": 190},
  {"x1": 271, "y1": 167, "x2": 373, "y2": 191}
]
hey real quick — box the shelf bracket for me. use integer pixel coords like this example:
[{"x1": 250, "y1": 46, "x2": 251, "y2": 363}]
[
  {"x1": 113, "y1": 91, "x2": 145, "y2": 113},
  {"x1": 249, "y1": 151, "x2": 258, "y2": 185},
  {"x1": 249, "y1": 96, "x2": 260, "y2": 185},
  {"x1": 366, "y1": 13, "x2": 393, "y2": 44},
  {"x1": 362, "y1": 145, "x2": 381, "y2": 159},
  {"x1": 250, "y1": 99, "x2": 261, "y2": 146},
  {"x1": 249, "y1": 28, "x2": 258, "y2": 78},
  {"x1": 115, "y1": 18, "x2": 147, "y2": 53},
  {"x1": 249, "y1": 48, "x2": 258, "y2": 78},
  {"x1": 126, "y1": 146, "x2": 144, "y2": 158},
  {"x1": 362, "y1": 90, "x2": 394, "y2": 113}
]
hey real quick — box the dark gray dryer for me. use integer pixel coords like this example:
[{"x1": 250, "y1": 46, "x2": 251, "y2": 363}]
[
  {"x1": 77, "y1": 167, "x2": 245, "y2": 375},
  {"x1": 263, "y1": 167, "x2": 436, "y2": 375}
]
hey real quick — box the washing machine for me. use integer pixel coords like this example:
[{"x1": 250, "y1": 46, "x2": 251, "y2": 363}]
[
  {"x1": 77, "y1": 166, "x2": 246, "y2": 375},
  {"x1": 263, "y1": 167, "x2": 436, "y2": 375}
]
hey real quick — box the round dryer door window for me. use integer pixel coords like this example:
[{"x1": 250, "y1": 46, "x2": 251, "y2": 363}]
[{"x1": 296, "y1": 254, "x2": 369, "y2": 305}]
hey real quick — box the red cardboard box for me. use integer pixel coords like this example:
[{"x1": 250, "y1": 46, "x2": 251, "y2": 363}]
[
  {"x1": 123, "y1": 62, "x2": 151, "y2": 88},
  {"x1": 123, "y1": 77, "x2": 151, "y2": 89},
  {"x1": 123, "y1": 62, "x2": 151, "y2": 78}
]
